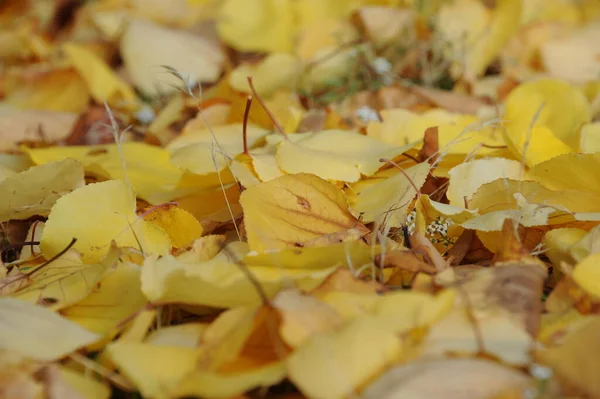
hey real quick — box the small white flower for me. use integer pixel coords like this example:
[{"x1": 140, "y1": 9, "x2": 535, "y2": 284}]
[
  {"x1": 355, "y1": 106, "x2": 380, "y2": 123},
  {"x1": 529, "y1": 364, "x2": 553, "y2": 380},
  {"x1": 372, "y1": 57, "x2": 392, "y2": 75},
  {"x1": 406, "y1": 210, "x2": 416, "y2": 235},
  {"x1": 135, "y1": 105, "x2": 155, "y2": 124}
]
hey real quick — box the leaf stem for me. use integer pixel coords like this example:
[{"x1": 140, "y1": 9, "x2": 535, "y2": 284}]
[
  {"x1": 242, "y1": 95, "x2": 253, "y2": 156},
  {"x1": 247, "y1": 77, "x2": 289, "y2": 140}
]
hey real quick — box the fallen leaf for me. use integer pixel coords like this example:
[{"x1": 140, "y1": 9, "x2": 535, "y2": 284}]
[
  {"x1": 0, "y1": 158, "x2": 84, "y2": 222},
  {"x1": 218, "y1": 0, "x2": 294, "y2": 53},
  {"x1": 141, "y1": 242, "x2": 337, "y2": 308},
  {"x1": 141, "y1": 204, "x2": 203, "y2": 248},
  {"x1": 0, "y1": 298, "x2": 99, "y2": 361},
  {"x1": 61, "y1": 261, "x2": 147, "y2": 338},
  {"x1": 276, "y1": 130, "x2": 414, "y2": 182},
  {"x1": 347, "y1": 162, "x2": 430, "y2": 226},
  {"x1": 120, "y1": 18, "x2": 225, "y2": 96},
  {"x1": 41, "y1": 180, "x2": 171, "y2": 263},
  {"x1": 240, "y1": 173, "x2": 369, "y2": 252},
  {"x1": 538, "y1": 316, "x2": 600, "y2": 398},
  {"x1": 63, "y1": 43, "x2": 137, "y2": 107},
  {"x1": 287, "y1": 315, "x2": 402, "y2": 399},
  {"x1": 362, "y1": 358, "x2": 532, "y2": 399},
  {"x1": 12, "y1": 246, "x2": 120, "y2": 310},
  {"x1": 0, "y1": 109, "x2": 77, "y2": 151}
]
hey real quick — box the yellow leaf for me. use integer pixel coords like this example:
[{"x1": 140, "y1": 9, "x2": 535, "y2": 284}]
[
  {"x1": 357, "y1": 6, "x2": 416, "y2": 47},
  {"x1": 174, "y1": 363, "x2": 286, "y2": 399},
  {"x1": 62, "y1": 262, "x2": 147, "y2": 338},
  {"x1": 572, "y1": 253, "x2": 600, "y2": 298},
  {"x1": 0, "y1": 298, "x2": 99, "y2": 361},
  {"x1": 424, "y1": 308, "x2": 532, "y2": 365},
  {"x1": 141, "y1": 242, "x2": 337, "y2": 308},
  {"x1": 373, "y1": 289, "x2": 456, "y2": 334},
  {"x1": 466, "y1": 0, "x2": 522, "y2": 78},
  {"x1": 57, "y1": 366, "x2": 111, "y2": 399},
  {"x1": 538, "y1": 316, "x2": 600, "y2": 398},
  {"x1": 506, "y1": 124, "x2": 572, "y2": 167},
  {"x1": 0, "y1": 158, "x2": 84, "y2": 222},
  {"x1": 273, "y1": 289, "x2": 343, "y2": 348},
  {"x1": 218, "y1": 0, "x2": 295, "y2": 53},
  {"x1": 438, "y1": 0, "x2": 521, "y2": 78},
  {"x1": 104, "y1": 342, "x2": 199, "y2": 398},
  {"x1": 579, "y1": 122, "x2": 600, "y2": 153},
  {"x1": 347, "y1": 162, "x2": 430, "y2": 226},
  {"x1": 13, "y1": 246, "x2": 120, "y2": 311},
  {"x1": 121, "y1": 18, "x2": 225, "y2": 96},
  {"x1": 173, "y1": 305, "x2": 288, "y2": 397},
  {"x1": 503, "y1": 78, "x2": 591, "y2": 153},
  {"x1": 63, "y1": 43, "x2": 137, "y2": 106},
  {"x1": 231, "y1": 150, "x2": 286, "y2": 187},
  {"x1": 287, "y1": 315, "x2": 402, "y2": 399},
  {"x1": 367, "y1": 108, "x2": 501, "y2": 159},
  {"x1": 41, "y1": 180, "x2": 171, "y2": 263},
  {"x1": 296, "y1": 19, "x2": 357, "y2": 62},
  {"x1": 175, "y1": 234, "x2": 226, "y2": 263},
  {"x1": 168, "y1": 123, "x2": 268, "y2": 175},
  {"x1": 229, "y1": 53, "x2": 301, "y2": 97},
  {"x1": 446, "y1": 158, "x2": 522, "y2": 207},
  {"x1": 363, "y1": 358, "x2": 532, "y2": 399},
  {"x1": 240, "y1": 173, "x2": 369, "y2": 252},
  {"x1": 527, "y1": 153, "x2": 600, "y2": 198},
  {"x1": 145, "y1": 323, "x2": 208, "y2": 347},
  {"x1": 25, "y1": 142, "x2": 186, "y2": 205},
  {"x1": 276, "y1": 130, "x2": 413, "y2": 182},
  {"x1": 4, "y1": 69, "x2": 90, "y2": 113},
  {"x1": 543, "y1": 228, "x2": 588, "y2": 268},
  {"x1": 243, "y1": 241, "x2": 376, "y2": 270},
  {"x1": 142, "y1": 204, "x2": 203, "y2": 248}
]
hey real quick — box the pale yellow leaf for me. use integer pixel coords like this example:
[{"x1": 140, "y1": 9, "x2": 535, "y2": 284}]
[
  {"x1": 347, "y1": 162, "x2": 430, "y2": 226},
  {"x1": 287, "y1": 315, "x2": 402, "y2": 399},
  {"x1": 446, "y1": 158, "x2": 522, "y2": 207},
  {"x1": 363, "y1": 358, "x2": 532, "y2": 399},
  {"x1": 121, "y1": 18, "x2": 224, "y2": 96},
  {"x1": 0, "y1": 298, "x2": 99, "y2": 361},
  {"x1": 0, "y1": 158, "x2": 84, "y2": 222}
]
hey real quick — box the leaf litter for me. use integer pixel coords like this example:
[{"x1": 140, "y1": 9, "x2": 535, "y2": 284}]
[{"x1": 1, "y1": 0, "x2": 600, "y2": 398}]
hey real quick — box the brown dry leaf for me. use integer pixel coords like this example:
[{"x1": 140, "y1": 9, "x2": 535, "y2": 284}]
[
  {"x1": 240, "y1": 173, "x2": 369, "y2": 252},
  {"x1": 310, "y1": 268, "x2": 384, "y2": 297},
  {"x1": 410, "y1": 86, "x2": 490, "y2": 114},
  {"x1": 375, "y1": 250, "x2": 438, "y2": 275},
  {"x1": 4, "y1": 69, "x2": 90, "y2": 113},
  {"x1": 0, "y1": 109, "x2": 77, "y2": 151}
]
